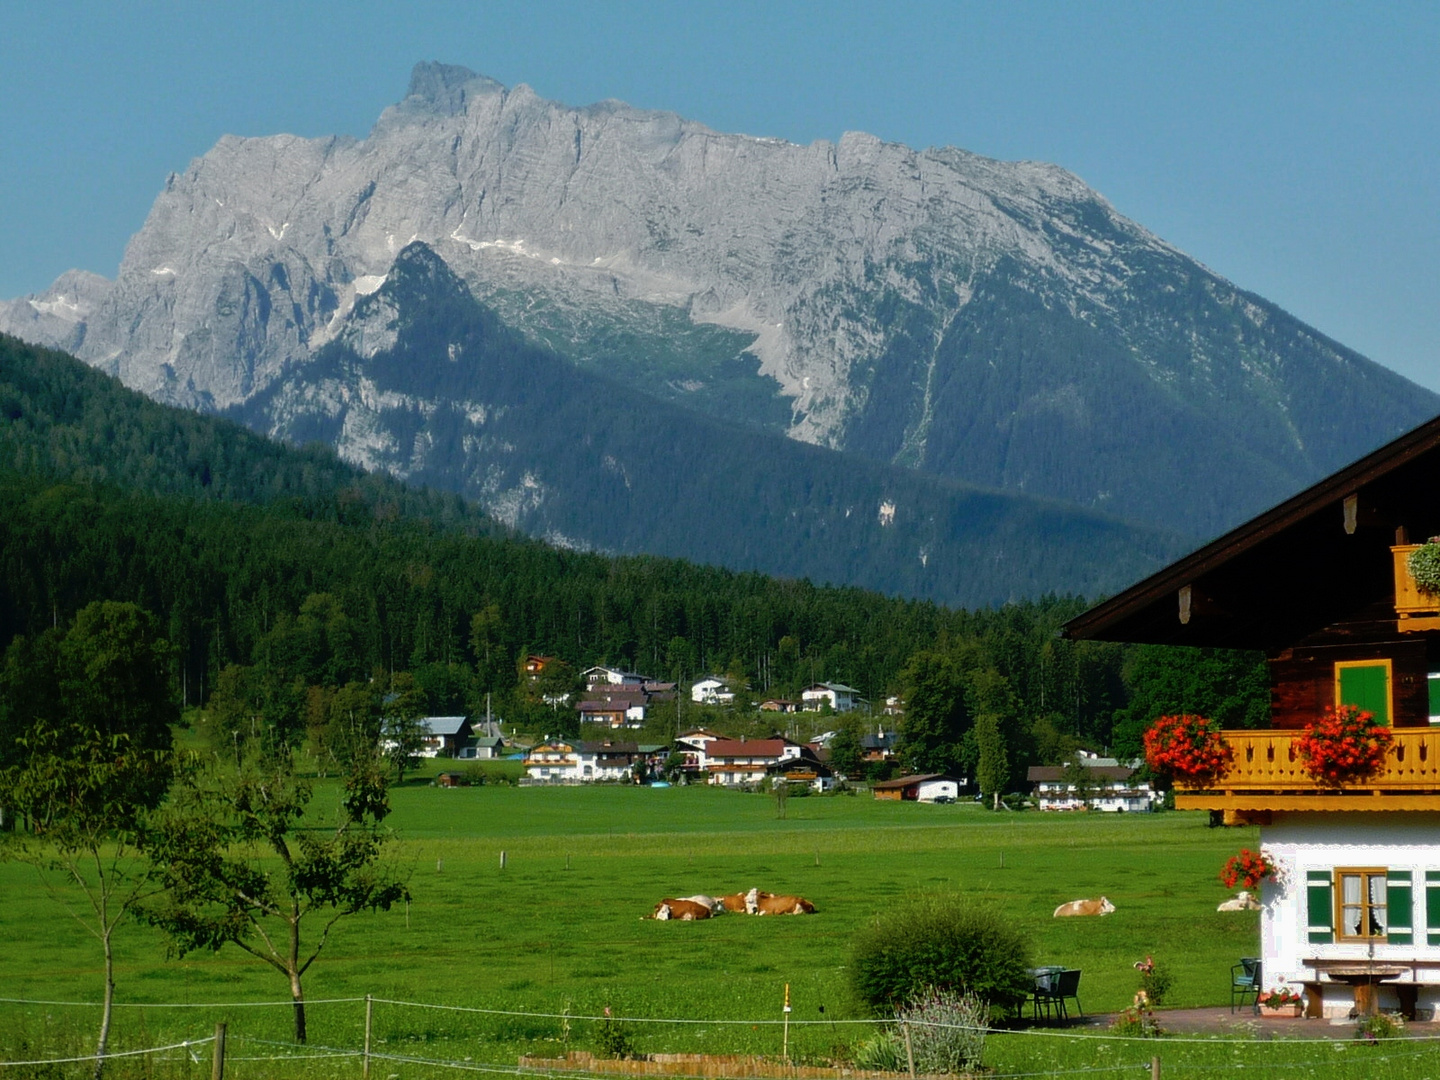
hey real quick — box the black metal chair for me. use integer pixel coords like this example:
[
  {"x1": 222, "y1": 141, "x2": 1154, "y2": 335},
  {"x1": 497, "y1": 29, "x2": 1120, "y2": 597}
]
[
  {"x1": 1033, "y1": 968, "x2": 1083, "y2": 1021},
  {"x1": 1231, "y1": 957, "x2": 1262, "y2": 1013}
]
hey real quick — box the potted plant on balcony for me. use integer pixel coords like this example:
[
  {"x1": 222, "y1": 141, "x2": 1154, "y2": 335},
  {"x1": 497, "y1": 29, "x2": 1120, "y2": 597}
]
[
  {"x1": 1220, "y1": 847, "x2": 1277, "y2": 890},
  {"x1": 1258, "y1": 987, "x2": 1303, "y2": 1017},
  {"x1": 1408, "y1": 538, "x2": 1440, "y2": 595},
  {"x1": 1142, "y1": 714, "x2": 1232, "y2": 787},
  {"x1": 1294, "y1": 705, "x2": 1392, "y2": 787}
]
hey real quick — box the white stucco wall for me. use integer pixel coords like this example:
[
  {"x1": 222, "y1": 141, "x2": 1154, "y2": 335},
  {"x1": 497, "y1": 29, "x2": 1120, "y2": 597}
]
[{"x1": 1261, "y1": 812, "x2": 1440, "y2": 1017}]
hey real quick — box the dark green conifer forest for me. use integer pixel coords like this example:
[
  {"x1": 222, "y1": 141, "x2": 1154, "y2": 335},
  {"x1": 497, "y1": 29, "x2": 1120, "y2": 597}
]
[{"x1": 0, "y1": 333, "x2": 1267, "y2": 789}]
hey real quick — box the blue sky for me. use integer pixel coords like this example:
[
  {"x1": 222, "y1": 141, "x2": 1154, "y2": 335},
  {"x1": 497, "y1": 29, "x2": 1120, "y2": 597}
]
[{"x1": 2, "y1": 1, "x2": 1437, "y2": 388}]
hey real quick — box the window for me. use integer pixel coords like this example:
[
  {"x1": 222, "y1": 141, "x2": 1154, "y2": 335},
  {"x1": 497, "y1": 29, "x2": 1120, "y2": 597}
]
[
  {"x1": 1335, "y1": 868, "x2": 1388, "y2": 940},
  {"x1": 1334, "y1": 660, "x2": 1392, "y2": 725}
]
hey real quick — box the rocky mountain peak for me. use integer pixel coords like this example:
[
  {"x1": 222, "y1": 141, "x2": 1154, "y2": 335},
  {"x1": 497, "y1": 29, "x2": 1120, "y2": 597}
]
[{"x1": 1, "y1": 64, "x2": 1434, "y2": 549}]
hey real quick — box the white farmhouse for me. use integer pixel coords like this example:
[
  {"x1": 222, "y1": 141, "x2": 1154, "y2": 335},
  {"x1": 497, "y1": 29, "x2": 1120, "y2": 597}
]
[
  {"x1": 691, "y1": 677, "x2": 735, "y2": 705},
  {"x1": 801, "y1": 682, "x2": 861, "y2": 713}
]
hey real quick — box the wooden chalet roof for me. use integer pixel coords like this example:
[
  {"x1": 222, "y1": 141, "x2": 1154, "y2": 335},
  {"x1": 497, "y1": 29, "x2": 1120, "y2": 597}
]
[
  {"x1": 705, "y1": 738, "x2": 803, "y2": 760},
  {"x1": 1062, "y1": 413, "x2": 1440, "y2": 652}
]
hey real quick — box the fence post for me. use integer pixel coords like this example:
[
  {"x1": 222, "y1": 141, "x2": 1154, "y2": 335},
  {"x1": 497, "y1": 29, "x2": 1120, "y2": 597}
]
[
  {"x1": 902, "y1": 1022, "x2": 915, "y2": 1080},
  {"x1": 1151, "y1": 1054, "x2": 1161, "y2": 1080},
  {"x1": 211, "y1": 1022, "x2": 226, "y2": 1080},
  {"x1": 363, "y1": 994, "x2": 373, "y2": 1080},
  {"x1": 500, "y1": 850, "x2": 507, "y2": 870}
]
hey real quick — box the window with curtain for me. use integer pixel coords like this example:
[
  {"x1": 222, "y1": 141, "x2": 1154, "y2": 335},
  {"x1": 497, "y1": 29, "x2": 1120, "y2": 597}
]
[{"x1": 1336, "y1": 868, "x2": 1388, "y2": 940}]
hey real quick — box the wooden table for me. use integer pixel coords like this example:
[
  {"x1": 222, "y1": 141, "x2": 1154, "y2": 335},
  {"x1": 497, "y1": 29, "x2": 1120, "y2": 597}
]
[{"x1": 1320, "y1": 967, "x2": 1406, "y2": 1017}]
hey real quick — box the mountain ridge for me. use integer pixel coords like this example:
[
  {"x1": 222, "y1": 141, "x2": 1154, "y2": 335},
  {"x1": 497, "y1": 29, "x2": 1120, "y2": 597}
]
[{"x1": 3, "y1": 61, "x2": 1434, "y2": 547}]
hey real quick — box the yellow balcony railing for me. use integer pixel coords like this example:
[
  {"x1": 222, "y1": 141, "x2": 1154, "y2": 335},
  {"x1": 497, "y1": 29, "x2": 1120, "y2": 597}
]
[{"x1": 1175, "y1": 729, "x2": 1440, "y2": 812}]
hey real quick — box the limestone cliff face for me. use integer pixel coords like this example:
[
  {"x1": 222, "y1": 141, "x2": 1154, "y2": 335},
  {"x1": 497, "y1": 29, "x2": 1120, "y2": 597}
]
[{"x1": 4, "y1": 62, "x2": 1434, "y2": 538}]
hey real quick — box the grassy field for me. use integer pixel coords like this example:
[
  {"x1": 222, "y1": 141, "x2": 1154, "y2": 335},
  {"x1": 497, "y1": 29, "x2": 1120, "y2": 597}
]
[{"x1": 4, "y1": 780, "x2": 1439, "y2": 1078}]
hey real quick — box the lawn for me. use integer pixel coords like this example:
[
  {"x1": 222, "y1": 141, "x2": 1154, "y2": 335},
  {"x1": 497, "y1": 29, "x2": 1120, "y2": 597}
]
[{"x1": 4, "y1": 783, "x2": 1435, "y2": 1078}]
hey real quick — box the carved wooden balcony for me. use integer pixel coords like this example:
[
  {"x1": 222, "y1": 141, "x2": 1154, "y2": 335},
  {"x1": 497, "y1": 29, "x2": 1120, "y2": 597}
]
[{"x1": 1174, "y1": 728, "x2": 1440, "y2": 814}]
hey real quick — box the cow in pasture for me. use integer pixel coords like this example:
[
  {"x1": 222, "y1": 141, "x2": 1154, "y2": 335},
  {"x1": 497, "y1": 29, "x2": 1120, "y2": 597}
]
[
  {"x1": 653, "y1": 899, "x2": 713, "y2": 920},
  {"x1": 1053, "y1": 897, "x2": 1115, "y2": 917},
  {"x1": 743, "y1": 888, "x2": 776, "y2": 914},
  {"x1": 678, "y1": 894, "x2": 724, "y2": 914},
  {"x1": 1217, "y1": 890, "x2": 1261, "y2": 912},
  {"x1": 753, "y1": 894, "x2": 816, "y2": 915},
  {"x1": 720, "y1": 893, "x2": 750, "y2": 913}
]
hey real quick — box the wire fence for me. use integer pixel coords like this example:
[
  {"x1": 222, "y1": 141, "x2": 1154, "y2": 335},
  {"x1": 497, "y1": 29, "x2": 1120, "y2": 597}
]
[{"x1": 5, "y1": 995, "x2": 1440, "y2": 1077}]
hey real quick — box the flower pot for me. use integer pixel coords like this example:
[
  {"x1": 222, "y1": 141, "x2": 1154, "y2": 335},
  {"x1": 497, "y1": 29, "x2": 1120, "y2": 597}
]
[{"x1": 1260, "y1": 1003, "x2": 1302, "y2": 1018}]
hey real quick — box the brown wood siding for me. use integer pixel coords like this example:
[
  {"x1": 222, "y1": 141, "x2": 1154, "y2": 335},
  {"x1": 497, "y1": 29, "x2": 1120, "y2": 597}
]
[
  {"x1": 1270, "y1": 639, "x2": 1430, "y2": 728},
  {"x1": 872, "y1": 789, "x2": 903, "y2": 800}
]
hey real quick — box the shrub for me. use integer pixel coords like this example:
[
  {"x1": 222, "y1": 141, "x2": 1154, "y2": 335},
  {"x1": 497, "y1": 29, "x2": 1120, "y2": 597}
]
[
  {"x1": 1133, "y1": 956, "x2": 1173, "y2": 1008},
  {"x1": 1407, "y1": 540, "x2": 1440, "y2": 594},
  {"x1": 851, "y1": 1031, "x2": 906, "y2": 1071},
  {"x1": 850, "y1": 895, "x2": 1033, "y2": 1016},
  {"x1": 1110, "y1": 1005, "x2": 1163, "y2": 1038},
  {"x1": 899, "y1": 988, "x2": 989, "y2": 1074},
  {"x1": 1356, "y1": 1011, "x2": 1405, "y2": 1041},
  {"x1": 594, "y1": 1012, "x2": 636, "y2": 1059}
]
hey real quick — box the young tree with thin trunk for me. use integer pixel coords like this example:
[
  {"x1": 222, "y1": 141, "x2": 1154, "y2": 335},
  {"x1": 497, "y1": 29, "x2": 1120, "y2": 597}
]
[
  {"x1": 4, "y1": 728, "x2": 173, "y2": 1080},
  {"x1": 144, "y1": 745, "x2": 408, "y2": 1043}
]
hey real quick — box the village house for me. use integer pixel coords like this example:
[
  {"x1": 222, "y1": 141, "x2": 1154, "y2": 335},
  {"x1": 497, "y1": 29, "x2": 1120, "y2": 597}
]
[
  {"x1": 1065, "y1": 414, "x2": 1440, "y2": 1020},
  {"x1": 701, "y1": 736, "x2": 811, "y2": 786},
  {"x1": 456, "y1": 734, "x2": 506, "y2": 760},
  {"x1": 871, "y1": 774, "x2": 963, "y2": 802},
  {"x1": 522, "y1": 739, "x2": 651, "y2": 783},
  {"x1": 1026, "y1": 755, "x2": 1161, "y2": 812},
  {"x1": 582, "y1": 665, "x2": 648, "y2": 687},
  {"x1": 801, "y1": 682, "x2": 862, "y2": 713},
  {"x1": 523, "y1": 655, "x2": 558, "y2": 681},
  {"x1": 861, "y1": 729, "x2": 899, "y2": 762},
  {"x1": 415, "y1": 716, "x2": 473, "y2": 758},
  {"x1": 759, "y1": 698, "x2": 799, "y2": 713},
  {"x1": 691, "y1": 676, "x2": 735, "y2": 705}
]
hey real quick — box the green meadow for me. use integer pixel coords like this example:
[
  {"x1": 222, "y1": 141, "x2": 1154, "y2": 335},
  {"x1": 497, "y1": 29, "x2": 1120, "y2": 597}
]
[{"x1": 5, "y1": 782, "x2": 1439, "y2": 1078}]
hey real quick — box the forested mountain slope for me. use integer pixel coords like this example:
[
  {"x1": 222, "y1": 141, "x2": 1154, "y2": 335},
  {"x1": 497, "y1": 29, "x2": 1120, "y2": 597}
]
[{"x1": 227, "y1": 244, "x2": 1182, "y2": 605}]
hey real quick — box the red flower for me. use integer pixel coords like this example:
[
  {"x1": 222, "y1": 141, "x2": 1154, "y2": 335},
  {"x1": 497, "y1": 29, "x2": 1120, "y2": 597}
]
[
  {"x1": 1220, "y1": 848, "x2": 1277, "y2": 890},
  {"x1": 1143, "y1": 714, "x2": 1232, "y2": 786},
  {"x1": 1293, "y1": 706, "x2": 1391, "y2": 787}
]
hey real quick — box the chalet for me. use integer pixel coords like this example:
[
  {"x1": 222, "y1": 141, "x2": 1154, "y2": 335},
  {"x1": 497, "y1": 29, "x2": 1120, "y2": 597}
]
[
  {"x1": 872, "y1": 774, "x2": 963, "y2": 802},
  {"x1": 416, "y1": 716, "x2": 473, "y2": 757},
  {"x1": 672, "y1": 728, "x2": 723, "y2": 774},
  {"x1": 1027, "y1": 757, "x2": 1160, "y2": 812},
  {"x1": 702, "y1": 737, "x2": 811, "y2": 786},
  {"x1": 861, "y1": 729, "x2": 899, "y2": 762},
  {"x1": 760, "y1": 699, "x2": 799, "y2": 713},
  {"x1": 771, "y1": 755, "x2": 836, "y2": 793},
  {"x1": 801, "y1": 682, "x2": 862, "y2": 713},
  {"x1": 582, "y1": 665, "x2": 648, "y2": 687},
  {"x1": 1064, "y1": 413, "x2": 1440, "y2": 1019},
  {"x1": 522, "y1": 740, "x2": 650, "y2": 782},
  {"x1": 523, "y1": 655, "x2": 558, "y2": 681},
  {"x1": 691, "y1": 677, "x2": 735, "y2": 705}
]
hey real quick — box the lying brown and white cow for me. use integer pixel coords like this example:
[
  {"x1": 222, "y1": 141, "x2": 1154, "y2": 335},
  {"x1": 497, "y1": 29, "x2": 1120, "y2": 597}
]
[
  {"x1": 753, "y1": 894, "x2": 816, "y2": 915},
  {"x1": 719, "y1": 893, "x2": 752, "y2": 913},
  {"x1": 654, "y1": 898, "x2": 713, "y2": 920},
  {"x1": 1053, "y1": 897, "x2": 1115, "y2": 917},
  {"x1": 678, "y1": 894, "x2": 724, "y2": 914}
]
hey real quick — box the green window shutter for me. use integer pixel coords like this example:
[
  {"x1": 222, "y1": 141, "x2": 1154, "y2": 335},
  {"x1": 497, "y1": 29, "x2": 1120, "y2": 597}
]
[
  {"x1": 1430, "y1": 674, "x2": 1440, "y2": 722},
  {"x1": 1338, "y1": 664, "x2": 1390, "y2": 725},
  {"x1": 1427, "y1": 872, "x2": 1440, "y2": 946},
  {"x1": 1307, "y1": 871, "x2": 1334, "y2": 944},
  {"x1": 1388, "y1": 871, "x2": 1413, "y2": 945}
]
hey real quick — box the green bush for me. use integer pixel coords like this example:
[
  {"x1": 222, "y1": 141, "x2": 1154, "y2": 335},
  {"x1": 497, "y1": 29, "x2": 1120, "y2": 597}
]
[
  {"x1": 850, "y1": 895, "x2": 1033, "y2": 1016},
  {"x1": 899, "y1": 988, "x2": 990, "y2": 1073},
  {"x1": 594, "y1": 1015, "x2": 636, "y2": 1059},
  {"x1": 851, "y1": 1031, "x2": 906, "y2": 1071}
]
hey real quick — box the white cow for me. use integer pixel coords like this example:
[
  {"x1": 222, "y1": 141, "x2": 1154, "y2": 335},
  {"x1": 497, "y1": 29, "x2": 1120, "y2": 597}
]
[
  {"x1": 1053, "y1": 897, "x2": 1116, "y2": 917},
  {"x1": 678, "y1": 894, "x2": 724, "y2": 914},
  {"x1": 1217, "y1": 890, "x2": 1261, "y2": 912}
]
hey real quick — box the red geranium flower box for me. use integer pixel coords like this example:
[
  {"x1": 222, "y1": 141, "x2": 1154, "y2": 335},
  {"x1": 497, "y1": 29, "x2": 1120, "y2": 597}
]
[
  {"x1": 1143, "y1": 714, "x2": 1232, "y2": 787},
  {"x1": 1293, "y1": 705, "x2": 1391, "y2": 787}
]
